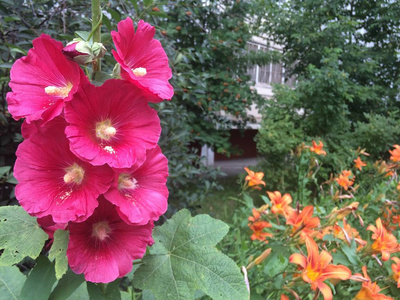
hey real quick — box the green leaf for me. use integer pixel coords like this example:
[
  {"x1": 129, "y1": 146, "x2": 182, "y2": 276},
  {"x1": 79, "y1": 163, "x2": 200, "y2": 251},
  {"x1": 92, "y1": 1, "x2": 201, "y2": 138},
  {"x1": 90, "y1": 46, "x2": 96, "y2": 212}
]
[
  {"x1": 75, "y1": 31, "x2": 91, "y2": 41},
  {"x1": 129, "y1": 0, "x2": 138, "y2": 12},
  {"x1": 20, "y1": 256, "x2": 57, "y2": 300},
  {"x1": 0, "y1": 206, "x2": 48, "y2": 266},
  {"x1": 143, "y1": 0, "x2": 153, "y2": 7},
  {"x1": 0, "y1": 266, "x2": 26, "y2": 299},
  {"x1": 48, "y1": 229, "x2": 69, "y2": 280},
  {"x1": 87, "y1": 280, "x2": 121, "y2": 300},
  {"x1": 263, "y1": 247, "x2": 289, "y2": 277},
  {"x1": 341, "y1": 240, "x2": 362, "y2": 266},
  {"x1": 49, "y1": 269, "x2": 85, "y2": 300},
  {"x1": 107, "y1": 8, "x2": 121, "y2": 22},
  {"x1": 134, "y1": 209, "x2": 249, "y2": 300}
]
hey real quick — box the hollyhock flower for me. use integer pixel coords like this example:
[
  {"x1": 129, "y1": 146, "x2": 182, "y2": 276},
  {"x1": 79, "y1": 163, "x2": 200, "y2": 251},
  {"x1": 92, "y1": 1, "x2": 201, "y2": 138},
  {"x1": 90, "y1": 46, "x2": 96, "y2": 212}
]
[
  {"x1": 391, "y1": 257, "x2": 400, "y2": 288},
  {"x1": 286, "y1": 206, "x2": 320, "y2": 238},
  {"x1": 308, "y1": 140, "x2": 326, "y2": 156},
  {"x1": 14, "y1": 117, "x2": 114, "y2": 223},
  {"x1": 67, "y1": 197, "x2": 154, "y2": 283},
  {"x1": 104, "y1": 146, "x2": 168, "y2": 225},
  {"x1": 367, "y1": 218, "x2": 399, "y2": 261},
  {"x1": 111, "y1": 17, "x2": 174, "y2": 101},
  {"x1": 7, "y1": 34, "x2": 83, "y2": 124},
  {"x1": 289, "y1": 236, "x2": 351, "y2": 300},
  {"x1": 353, "y1": 266, "x2": 393, "y2": 300},
  {"x1": 267, "y1": 191, "x2": 294, "y2": 218},
  {"x1": 37, "y1": 215, "x2": 67, "y2": 240},
  {"x1": 64, "y1": 79, "x2": 161, "y2": 168},
  {"x1": 248, "y1": 208, "x2": 272, "y2": 242},
  {"x1": 354, "y1": 157, "x2": 367, "y2": 171},
  {"x1": 244, "y1": 167, "x2": 266, "y2": 190},
  {"x1": 335, "y1": 170, "x2": 355, "y2": 191},
  {"x1": 389, "y1": 145, "x2": 400, "y2": 162}
]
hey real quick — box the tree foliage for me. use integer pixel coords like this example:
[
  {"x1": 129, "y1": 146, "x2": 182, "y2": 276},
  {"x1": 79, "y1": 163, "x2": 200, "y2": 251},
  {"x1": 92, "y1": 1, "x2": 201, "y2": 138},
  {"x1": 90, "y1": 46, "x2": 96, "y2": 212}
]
[{"x1": 255, "y1": 0, "x2": 400, "y2": 190}]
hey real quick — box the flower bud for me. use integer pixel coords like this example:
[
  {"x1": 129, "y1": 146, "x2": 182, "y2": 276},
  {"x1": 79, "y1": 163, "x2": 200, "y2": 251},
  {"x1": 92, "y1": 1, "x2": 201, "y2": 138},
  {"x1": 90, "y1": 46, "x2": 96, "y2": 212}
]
[{"x1": 63, "y1": 40, "x2": 106, "y2": 65}]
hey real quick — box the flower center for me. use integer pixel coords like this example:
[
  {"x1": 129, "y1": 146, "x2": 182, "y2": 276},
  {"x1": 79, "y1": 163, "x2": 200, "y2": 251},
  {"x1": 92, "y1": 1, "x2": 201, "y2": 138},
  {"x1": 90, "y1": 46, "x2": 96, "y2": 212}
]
[
  {"x1": 95, "y1": 120, "x2": 117, "y2": 141},
  {"x1": 63, "y1": 163, "x2": 85, "y2": 185},
  {"x1": 305, "y1": 267, "x2": 321, "y2": 282},
  {"x1": 44, "y1": 82, "x2": 73, "y2": 98},
  {"x1": 92, "y1": 221, "x2": 111, "y2": 241},
  {"x1": 118, "y1": 174, "x2": 138, "y2": 190},
  {"x1": 132, "y1": 67, "x2": 147, "y2": 77}
]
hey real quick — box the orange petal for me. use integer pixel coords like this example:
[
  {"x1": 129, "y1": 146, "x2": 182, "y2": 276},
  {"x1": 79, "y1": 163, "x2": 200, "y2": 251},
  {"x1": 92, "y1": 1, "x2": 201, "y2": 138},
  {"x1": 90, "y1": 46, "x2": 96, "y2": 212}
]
[
  {"x1": 317, "y1": 281, "x2": 333, "y2": 300},
  {"x1": 289, "y1": 253, "x2": 306, "y2": 268},
  {"x1": 322, "y1": 265, "x2": 351, "y2": 280}
]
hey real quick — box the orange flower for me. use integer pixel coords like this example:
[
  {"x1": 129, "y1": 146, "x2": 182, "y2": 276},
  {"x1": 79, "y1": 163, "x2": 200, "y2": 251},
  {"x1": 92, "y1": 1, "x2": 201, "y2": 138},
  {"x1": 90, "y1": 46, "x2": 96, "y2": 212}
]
[
  {"x1": 353, "y1": 266, "x2": 393, "y2": 300},
  {"x1": 391, "y1": 257, "x2": 400, "y2": 288},
  {"x1": 267, "y1": 191, "x2": 294, "y2": 218},
  {"x1": 308, "y1": 140, "x2": 327, "y2": 156},
  {"x1": 289, "y1": 236, "x2": 351, "y2": 300},
  {"x1": 389, "y1": 144, "x2": 400, "y2": 162},
  {"x1": 286, "y1": 205, "x2": 320, "y2": 238},
  {"x1": 244, "y1": 167, "x2": 266, "y2": 190},
  {"x1": 354, "y1": 157, "x2": 367, "y2": 171},
  {"x1": 248, "y1": 208, "x2": 272, "y2": 242},
  {"x1": 367, "y1": 218, "x2": 400, "y2": 261},
  {"x1": 335, "y1": 170, "x2": 355, "y2": 190}
]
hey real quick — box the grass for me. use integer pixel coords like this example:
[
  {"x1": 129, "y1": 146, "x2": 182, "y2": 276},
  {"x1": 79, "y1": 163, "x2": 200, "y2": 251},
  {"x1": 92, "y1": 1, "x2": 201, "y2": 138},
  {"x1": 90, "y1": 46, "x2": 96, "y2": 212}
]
[{"x1": 197, "y1": 175, "x2": 242, "y2": 223}]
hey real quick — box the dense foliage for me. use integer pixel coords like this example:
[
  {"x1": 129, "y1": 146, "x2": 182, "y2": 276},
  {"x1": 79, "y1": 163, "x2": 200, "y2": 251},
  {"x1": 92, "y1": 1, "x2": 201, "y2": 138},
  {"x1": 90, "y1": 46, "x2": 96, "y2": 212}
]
[{"x1": 255, "y1": 0, "x2": 400, "y2": 191}]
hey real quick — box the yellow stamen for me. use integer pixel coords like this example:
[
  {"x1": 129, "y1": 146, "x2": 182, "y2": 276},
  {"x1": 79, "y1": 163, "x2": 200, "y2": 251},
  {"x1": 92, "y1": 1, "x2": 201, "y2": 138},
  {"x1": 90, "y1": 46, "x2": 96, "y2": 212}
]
[
  {"x1": 63, "y1": 163, "x2": 85, "y2": 185},
  {"x1": 45, "y1": 82, "x2": 73, "y2": 98},
  {"x1": 95, "y1": 120, "x2": 117, "y2": 141},
  {"x1": 132, "y1": 67, "x2": 147, "y2": 77},
  {"x1": 92, "y1": 221, "x2": 111, "y2": 241}
]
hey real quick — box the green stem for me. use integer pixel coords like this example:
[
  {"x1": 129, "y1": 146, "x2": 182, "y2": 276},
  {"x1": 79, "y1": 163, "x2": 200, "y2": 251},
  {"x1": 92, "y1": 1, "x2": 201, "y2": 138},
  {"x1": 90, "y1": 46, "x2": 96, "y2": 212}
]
[{"x1": 91, "y1": 0, "x2": 101, "y2": 77}]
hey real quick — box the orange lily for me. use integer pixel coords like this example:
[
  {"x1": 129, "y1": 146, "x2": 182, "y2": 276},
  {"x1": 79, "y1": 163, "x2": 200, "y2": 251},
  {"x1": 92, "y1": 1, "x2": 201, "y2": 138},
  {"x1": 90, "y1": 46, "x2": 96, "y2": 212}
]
[
  {"x1": 367, "y1": 218, "x2": 400, "y2": 261},
  {"x1": 326, "y1": 202, "x2": 359, "y2": 222},
  {"x1": 335, "y1": 170, "x2": 355, "y2": 190},
  {"x1": 354, "y1": 157, "x2": 367, "y2": 171},
  {"x1": 286, "y1": 205, "x2": 320, "y2": 238},
  {"x1": 391, "y1": 257, "x2": 400, "y2": 288},
  {"x1": 309, "y1": 140, "x2": 327, "y2": 156},
  {"x1": 389, "y1": 144, "x2": 400, "y2": 162},
  {"x1": 267, "y1": 191, "x2": 294, "y2": 218},
  {"x1": 248, "y1": 208, "x2": 272, "y2": 242},
  {"x1": 319, "y1": 219, "x2": 366, "y2": 247},
  {"x1": 244, "y1": 167, "x2": 266, "y2": 190},
  {"x1": 289, "y1": 236, "x2": 351, "y2": 300},
  {"x1": 353, "y1": 266, "x2": 393, "y2": 300}
]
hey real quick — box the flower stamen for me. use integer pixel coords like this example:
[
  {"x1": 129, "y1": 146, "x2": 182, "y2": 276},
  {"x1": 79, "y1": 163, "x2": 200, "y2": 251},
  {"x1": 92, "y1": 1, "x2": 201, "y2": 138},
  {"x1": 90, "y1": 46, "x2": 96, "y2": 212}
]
[
  {"x1": 63, "y1": 163, "x2": 85, "y2": 185},
  {"x1": 118, "y1": 174, "x2": 138, "y2": 190},
  {"x1": 96, "y1": 120, "x2": 117, "y2": 141},
  {"x1": 45, "y1": 83, "x2": 73, "y2": 98},
  {"x1": 132, "y1": 67, "x2": 147, "y2": 77},
  {"x1": 92, "y1": 221, "x2": 111, "y2": 241}
]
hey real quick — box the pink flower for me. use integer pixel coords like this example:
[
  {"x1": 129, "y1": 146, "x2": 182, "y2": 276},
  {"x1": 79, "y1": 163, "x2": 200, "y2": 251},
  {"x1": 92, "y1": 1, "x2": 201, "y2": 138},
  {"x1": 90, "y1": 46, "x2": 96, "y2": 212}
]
[
  {"x1": 112, "y1": 18, "x2": 174, "y2": 101},
  {"x1": 67, "y1": 197, "x2": 154, "y2": 283},
  {"x1": 37, "y1": 215, "x2": 67, "y2": 240},
  {"x1": 64, "y1": 79, "x2": 161, "y2": 168},
  {"x1": 7, "y1": 34, "x2": 84, "y2": 124},
  {"x1": 14, "y1": 117, "x2": 114, "y2": 223},
  {"x1": 104, "y1": 145, "x2": 169, "y2": 225}
]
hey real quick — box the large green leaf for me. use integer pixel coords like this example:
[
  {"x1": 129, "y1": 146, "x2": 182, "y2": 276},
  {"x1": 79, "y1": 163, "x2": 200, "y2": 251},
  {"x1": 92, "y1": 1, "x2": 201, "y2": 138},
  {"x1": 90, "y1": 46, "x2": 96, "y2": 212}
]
[
  {"x1": 87, "y1": 280, "x2": 121, "y2": 300},
  {"x1": 20, "y1": 256, "x2": 57, "y2": 300},
  {"x1": 49, "y1": 229, "x2": 69, "y2": 280},
  {"x1": 0, "y1": 206, "x2": 48, "y2": 266},
  {"x1": 49, "y1": 269, "x2": 85, "y2": 300},
  {"x1": 134, "y1": 209, "x2": 249, "y2": 300},
  {"x1": 0, "y1": 266, "x2": 26, "y2": 299}
]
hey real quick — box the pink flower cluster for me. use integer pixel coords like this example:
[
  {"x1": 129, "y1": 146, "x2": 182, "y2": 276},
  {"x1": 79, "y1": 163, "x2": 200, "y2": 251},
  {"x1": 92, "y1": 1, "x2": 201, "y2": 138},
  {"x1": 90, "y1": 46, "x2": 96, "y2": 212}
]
[{"x1": 7, "y1": 18, "x2": 172, "y2": 283}]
